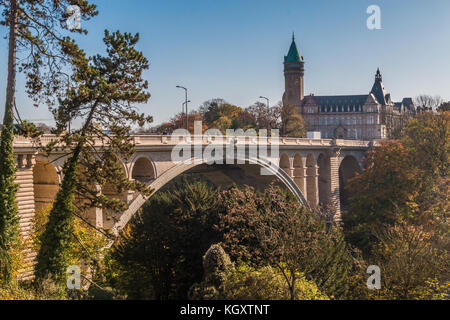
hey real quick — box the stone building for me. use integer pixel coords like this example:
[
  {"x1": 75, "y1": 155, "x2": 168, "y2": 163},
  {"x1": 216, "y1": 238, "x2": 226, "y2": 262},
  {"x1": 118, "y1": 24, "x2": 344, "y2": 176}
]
[{"x1": 282, "y1": 35, "x2": 416, "y2": 140}]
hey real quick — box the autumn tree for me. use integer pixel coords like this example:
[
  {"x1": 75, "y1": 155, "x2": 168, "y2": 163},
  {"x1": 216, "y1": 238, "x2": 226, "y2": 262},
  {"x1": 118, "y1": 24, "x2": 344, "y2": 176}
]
[
  {"x1": 200, "y1": 99, "x2": 254, "y2": 133},
  {"x1": 344, "y1": 111, "x2": 449, "y2": 253},
  {"x1": 0, "y1": 0, "x2": 97, "y2": 284},
  {"x1": 343, "y1": 141, "x2": 420, "y2": 252},
  {"x1": 371, "y1": 223, "x2": 449, "y2": 300},
  {"x1": 35, "y1": 30, "x2": 152, "y2": 288},
  {"x1": 278, "y1": 102, "x2": 306, "y2": 137},
  {"x1": 246, "y1": 101, "x2": 281, "y2": 132}
]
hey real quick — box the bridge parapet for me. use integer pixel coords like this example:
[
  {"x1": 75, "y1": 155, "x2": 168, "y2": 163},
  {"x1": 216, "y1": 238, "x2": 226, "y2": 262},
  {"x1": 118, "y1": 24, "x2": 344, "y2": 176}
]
[{"x1": 12, "y1": 134, "x2": 379, "y2": 150}]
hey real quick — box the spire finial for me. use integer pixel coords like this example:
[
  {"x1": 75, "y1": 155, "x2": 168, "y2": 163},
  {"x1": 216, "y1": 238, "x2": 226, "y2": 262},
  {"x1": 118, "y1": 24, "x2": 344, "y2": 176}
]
[
  {"x1": 375, "y1": 68, "x2": 382, "y2": 81},
  {"x1": 292, "y1": 32, "x2": 295, "y2": 42}
]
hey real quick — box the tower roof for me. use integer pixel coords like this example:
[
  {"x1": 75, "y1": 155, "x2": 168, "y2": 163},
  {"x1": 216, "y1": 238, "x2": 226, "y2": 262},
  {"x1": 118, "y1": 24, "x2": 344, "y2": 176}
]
[
  {"x1": 370, "y1": 68, "x2": 388, "y2": 105},
  {"x1": 284, "y1": 34, "x2": 303, "y2": 63}
]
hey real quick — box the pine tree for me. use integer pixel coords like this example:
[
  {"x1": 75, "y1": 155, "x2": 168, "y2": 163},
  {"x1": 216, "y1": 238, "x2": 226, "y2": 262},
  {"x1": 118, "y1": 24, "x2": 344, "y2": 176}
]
[{"x1": 35, "y1": 30, "x2": 152, "y2": 288}]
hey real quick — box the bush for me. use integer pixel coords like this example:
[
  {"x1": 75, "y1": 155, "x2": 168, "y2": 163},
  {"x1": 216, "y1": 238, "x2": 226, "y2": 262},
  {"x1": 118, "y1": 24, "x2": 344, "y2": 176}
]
[
  {"x1": 189, "y1": 244, "x2": 328, "y2": 300},
  {"x1": 222, "y1": 263, "x2": 328, "y2": 300}
]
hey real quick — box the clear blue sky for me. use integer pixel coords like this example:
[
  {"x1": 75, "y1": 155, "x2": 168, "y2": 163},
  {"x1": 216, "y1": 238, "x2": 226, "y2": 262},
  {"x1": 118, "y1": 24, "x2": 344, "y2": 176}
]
[{"x1": 1, "y1": 0, "x2": 449, "y2": 126}]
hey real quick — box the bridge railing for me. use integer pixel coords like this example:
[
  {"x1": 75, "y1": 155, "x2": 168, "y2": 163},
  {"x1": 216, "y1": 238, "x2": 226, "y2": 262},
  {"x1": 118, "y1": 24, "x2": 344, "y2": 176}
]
[{"x1": 13, "y1": 134, "x2": 380, "y2": 149}]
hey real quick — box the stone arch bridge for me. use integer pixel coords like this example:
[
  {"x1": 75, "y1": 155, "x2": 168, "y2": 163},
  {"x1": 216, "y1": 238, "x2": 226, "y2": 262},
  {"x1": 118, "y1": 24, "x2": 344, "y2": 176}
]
[{"x1": 13, "y1": 134, "x2": 377, "y2": 278}]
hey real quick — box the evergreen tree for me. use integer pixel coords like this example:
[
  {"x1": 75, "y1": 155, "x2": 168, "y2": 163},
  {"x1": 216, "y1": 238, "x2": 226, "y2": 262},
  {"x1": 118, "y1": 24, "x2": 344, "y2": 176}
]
[
  {"x1": 108, "y1": 175, "x2": 221, "y2": 299},
  {"x1": 35, "y1": 30, "x2": 152, "y2": 288}
]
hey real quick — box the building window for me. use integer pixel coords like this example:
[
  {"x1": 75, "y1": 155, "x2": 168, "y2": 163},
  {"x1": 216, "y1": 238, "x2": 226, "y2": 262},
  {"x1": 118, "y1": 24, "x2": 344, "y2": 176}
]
[{"x1": 352, "y1": 116, "x2": 356, "y2": 125}]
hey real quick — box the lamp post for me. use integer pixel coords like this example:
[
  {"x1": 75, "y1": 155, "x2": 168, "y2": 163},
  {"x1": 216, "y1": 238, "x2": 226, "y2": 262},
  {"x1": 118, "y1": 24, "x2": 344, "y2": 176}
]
[
  {"x1": 259, "y1": 96, "x2": 270, "y2": 132},
  {"x1": 176, "y1": 85, "x2": 188, "y2": 130},
  {"x1": 183, "y1": 100, "x2": 191, "y2": 130}
]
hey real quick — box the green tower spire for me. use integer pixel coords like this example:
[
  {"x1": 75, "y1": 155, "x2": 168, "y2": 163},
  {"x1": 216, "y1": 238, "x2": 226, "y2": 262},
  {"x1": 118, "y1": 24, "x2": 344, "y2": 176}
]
[{"x1": 284, "y1": 34, "x2": 303, "y2": 63}]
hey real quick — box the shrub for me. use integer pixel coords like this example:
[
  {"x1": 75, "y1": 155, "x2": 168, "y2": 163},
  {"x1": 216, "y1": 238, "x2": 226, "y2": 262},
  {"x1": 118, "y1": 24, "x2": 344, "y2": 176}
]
[{"x1": 189, "y1": 244, "x2": 328, "y2": 300}]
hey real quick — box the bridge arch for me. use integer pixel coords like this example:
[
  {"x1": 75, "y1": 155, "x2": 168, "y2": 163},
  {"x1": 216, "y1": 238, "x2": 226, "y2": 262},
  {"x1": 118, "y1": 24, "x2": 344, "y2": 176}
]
[
  {"x1": 317, "y1": 153, "x2": 330, "y2": 207},
  {"x1": 305, "y1": 153, "x2": 318, "y2": 207},
  {"x1": 111, "y1": 156, "x2": 308, "y2": 236},
  {"x1": 339, "y1": 155, "x2": 362, "y2": 210},
  {"x1": 293, "y1": 153, "x2": 305, "y2": 195},
  {"x1": 33, "y1": 161, "x2": 60, "y2": 214},
  {"x1": 131, "y1": 156, "x2": 156, "y2": 184},
  {"x1": 102, "y1": 161, "x2": 131, "y2": 229},
  {"x1": 279, "y1": 153, "x2": 290, "y2": 176}
]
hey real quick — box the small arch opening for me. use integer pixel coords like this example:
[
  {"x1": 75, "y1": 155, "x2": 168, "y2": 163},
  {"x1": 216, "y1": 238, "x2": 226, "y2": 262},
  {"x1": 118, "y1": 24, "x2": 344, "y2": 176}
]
[
  {"x1": 132, "y1": 157, "x2": 156, "y2": 184},
  {"x1": 33, "y1": 161, "x2": 59, "y2": 214}
]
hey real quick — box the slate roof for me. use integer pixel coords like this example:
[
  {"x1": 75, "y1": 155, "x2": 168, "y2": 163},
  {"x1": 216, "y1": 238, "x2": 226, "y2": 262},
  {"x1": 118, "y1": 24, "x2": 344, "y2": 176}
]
[
  {"x1": 370, "y1": 69, "x2": 388, "y2": 105},
  {"x1": 304, "y1": 95, "x2": 368, "y2": 111}
]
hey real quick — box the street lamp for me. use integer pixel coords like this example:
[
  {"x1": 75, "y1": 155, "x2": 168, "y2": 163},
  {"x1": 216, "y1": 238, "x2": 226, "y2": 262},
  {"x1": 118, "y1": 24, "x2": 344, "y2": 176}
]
[
  {"x1": 176, "y1": 85, "x2": 188, "y2": 130},
  {"x1": 183, "y1": 100, "x2": 191, "y2": 130},
  {"x1": 259, "y1": 96, "x2": 270, "y2": 132}
]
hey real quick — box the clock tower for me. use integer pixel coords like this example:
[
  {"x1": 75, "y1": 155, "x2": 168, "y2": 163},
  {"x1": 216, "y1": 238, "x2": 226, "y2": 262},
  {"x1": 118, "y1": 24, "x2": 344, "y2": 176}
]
[{"x1": 283, "y1": 34, "x2": 304, "y2": 108}]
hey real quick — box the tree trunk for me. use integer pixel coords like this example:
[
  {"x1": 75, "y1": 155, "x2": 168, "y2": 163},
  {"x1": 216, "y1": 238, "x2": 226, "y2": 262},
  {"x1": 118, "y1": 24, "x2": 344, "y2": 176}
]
[
  {"x1": 290, "y1": 272, "x2": 296, "y2": 300},
  {"x1": 5, "y1": 0, "x2": 17, "y2": 114}
]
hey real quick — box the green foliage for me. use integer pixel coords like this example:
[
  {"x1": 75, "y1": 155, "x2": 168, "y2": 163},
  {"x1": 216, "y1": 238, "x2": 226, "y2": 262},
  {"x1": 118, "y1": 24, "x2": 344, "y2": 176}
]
[
  {"x1": 0, "y1": 279, "x2": 67, "y2": 300},
  {"x1": 0, "y1": 102, "x2": 20, "y2": 284},
  {"x1": 33, "y1": 204, "x2": 108, "y2": 295},
  {"x1": 35, "y1": 156, "x2": 79, "y2": 288},
  {"x1": 189, "y1": 244, "x2": 328, "y2": 300},
  {"x1": 221, "y1": 263, "x2": 329, "y2": 300},
  {"x1": 106, "y1": 175, "x2": 222, "y2": 299}
]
